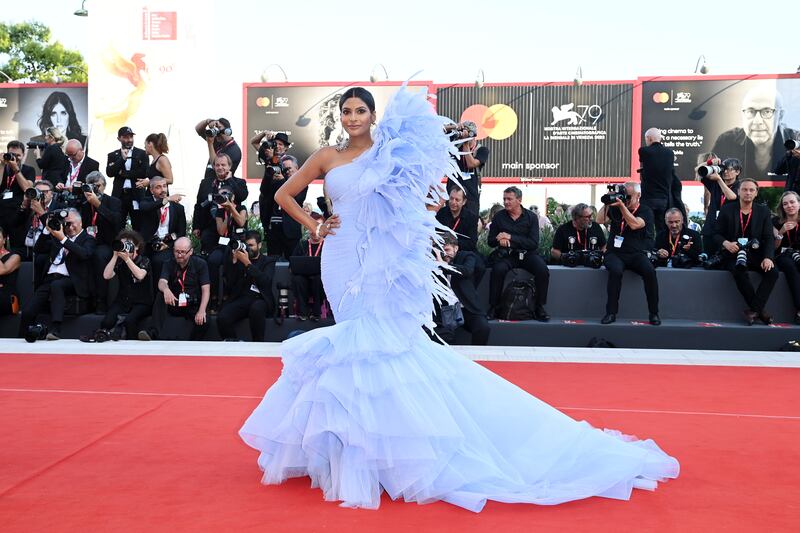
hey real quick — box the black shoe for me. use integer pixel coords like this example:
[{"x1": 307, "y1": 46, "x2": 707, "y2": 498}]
[
  {"x1": 110, "y1": 325, "x2": 124, "y2": 341},
  {"x1": 486, "y1": 306, "x2": 498, "y2": 321},
  {"x1": 649, "y1": 313, "x2": 661, "y2": 326},
  {"x1": 758, "y1": 310, "x2": 773, "y2": 325},
  {"x1": 743, "y1": 309, "x2": 757, "y2": 326},
  {"x1": 601, "y1": 313, "x2": 616, "y2": 325},
  {"x1": 534, "y1": 305, "x2": 550, "y2": 322}
]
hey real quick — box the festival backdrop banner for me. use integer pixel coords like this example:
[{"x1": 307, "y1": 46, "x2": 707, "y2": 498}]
[
  {"x1": 434, "y1": 82, "x2": 635, "y2": 183},
  {"x1": 638, "y1": 74, "x2": 800, "y2": 183}
]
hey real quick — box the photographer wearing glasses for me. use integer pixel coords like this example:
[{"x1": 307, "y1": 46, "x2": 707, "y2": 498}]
[
  {"x1": 713, "y1": 178, "x2": 777, "y2": 325},
  {"x1": 138, "y1": 176, "x2": 187, "y2": 291},
  {"x1": 58, "y1": 139, "x2": 99, "y2": 193},
  {"x1": 19, "y1": 208, "x2": 96, "y2": 340},
  {"x1": 195, "y1": 117, "x2": 242, "y2": 179},
  {"x1": 1, "y1": 141, "x2": 35, "y2": 253},
  {"x1": 445, "y1": 121, "x2": 489, "y2": 218},
  {"x1": 551, "y1": 203, "x2": 607, "y2": 267},
  {"x1": 654, "y1": 208, "x2": 703, "y2": 268},
  {"x1": 79, "y1": 171, "x2": 123, "y2": 313},
  {"x1": 156, "y1": 236, "x2": 210, "y2": 340},
  {"x1": 697, "y1": 157, "x2": 740, "y2": 253},
  {"x1": 82, "y1": 230, "x2": 153, "y2": 342},
  {"x1": 217, "y1": 230, "x2": 277, "y2": 341},
  {"x1": 487, "y1": 187, "x2": 550, "y2": 322},
  {"x1": 261, "y1": 154, "x2": 307, "y2": 259},
  {"x1": 596, "y1": 182, "x2": 660, "y2": 325}
]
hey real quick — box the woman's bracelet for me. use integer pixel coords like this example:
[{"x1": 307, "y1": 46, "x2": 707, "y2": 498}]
[{"x1": 314, "y1": 221, "x2": 324, "y2": 240}]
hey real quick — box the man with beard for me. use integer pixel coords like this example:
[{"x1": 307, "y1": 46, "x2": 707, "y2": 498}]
[{"x1": 106, "y1": 126, "x2": 150, "y2": 230}]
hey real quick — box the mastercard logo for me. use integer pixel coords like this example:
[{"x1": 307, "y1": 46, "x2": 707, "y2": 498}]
[
  {"x1": 652, "y1": 92, "x2": 670, "y2": 104},
  {"x1": 256, "y1": 97, "x2": 271, "y2": 108},
  {"x1": 459, "y1": 104, "x2": 518, "y2": 140}
]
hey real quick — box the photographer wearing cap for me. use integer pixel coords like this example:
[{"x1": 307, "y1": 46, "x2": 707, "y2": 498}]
[
  {"x1": 20, "y1": 208, "x2": 96, "y2": 340},
  {"x1": 713, "y1": 178, "x2": 777, "y2": 325},
  {"x1": 217, "y1": 230, "x2": 276, "y2": 341},
  {"x1": 551, "y1": 203, "x2": 607, "y2": 266},
  {"x1": 79, "y1": 171, "x2": 123, "y2": 312},
  {"x1": 156, "y1": 236, "x2": 210, "y2": 340},
  {"x1": 34, "y1": 127, "x2": 68, "y2": 184},
  {"x1": 138, "y1": 175, "x2": 186, "y2": 290},
  {"x1": 83, "y1": 230, "x2": 153, "y2": 342},
  {"x1": 106, "y1": 126, "x2": 150, "y2": 231},
  {"x1": 195, "y1": 117, "x2": 242, "y2": 179},
  {"x1": 596, "y1": 182, "x2": 660, "y2": 325},
  {"x1": 697, "y1": 157, "x2": 740, "y2": 253},
  {"x1": 445, "y1": 121, "x2": 489, "y2": 218},
  {"x1": 1, "y1": 141, "x2": 35, "y2": 252},
  {"x1": 654, "y1": 209, "x2": 703, "y2": 268},
  {"x1": 487, "y1": 187, "x2": 550, "y2": 322},
  {"x1": 261, "y1": 154, "x2": 307, "y2": 259}
]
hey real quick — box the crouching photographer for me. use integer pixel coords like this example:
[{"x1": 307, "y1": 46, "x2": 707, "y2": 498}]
[
  {"x1": 81, "y1": 231, "x2": 153, "y2": 342},
  {"x1": 217, "y1": 231, "x2": 276, "y2": 341},
  {"x1": 713, "y1": 178, "x2": 777, "y2": 325},
  {"x1": 654, "y1": 208, "x2": 703, "y2": 268},
  {"x1": 156, "y1": 237, "x2": 210, "y2": 340},
  {"x1": 773, "y1": 191, "x2": 800, "y2": 323},
  {"x1": 551, "y1": 203, "x2": 606, "y2": 268}
]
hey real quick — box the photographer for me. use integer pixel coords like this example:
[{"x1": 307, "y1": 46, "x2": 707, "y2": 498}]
[
  {"x1": 639, "y1": 128, "x2": 680, "y2": 235},
  {"x1": 261, "y1": 154, "x2": 307, "y2": 259},
  {"x1": 487, "y1": 187, "x2": 550, "y2": 322},
  {"x1": 34, "y1": 127, "x2": 68, "y2": 184},
  {"x1": 551, "y1": 203, "x2": 607, "y2": 266},
  {"x1": 195, "y1": 117, "x2": 242, "y2": 179},
  {"x1": 774, "y1": 139, "x2": 800, "y2": 194},
  {"x1": 713, "y1": 178, "x2": 777, "y2": 325},
  {"x1": 654, "y1": 208, "x2": 703, "y2": 268},
  {"x1": 58, "y1": 139, "x2": 99, "y2": 192},
  {"x1": 290, "y1": 230, "x2": 325, "y2": 321},
  {"x1": 83, "y1": 230, "x2": 153, "y2": 342},
  {"x1": 436, "y1": 187, "x2": 478, "y2": 252},
  {"x1": 251, "y1": 130, "x2": 290, "y2": 176},
  {"x1": 0, "y1": 226, "x2": 22, "y2": 316},
  {"x1": 19, "y1": 208, "x2": 96, "y2": 340},
  {"x1": 596, "y1": 182, "x2": 660, "y2": 325},
  {"x1": 217, "y1": 230, "x2": 276, "y2": 341},
  {"x1": 192, "y1": 153, "x2": 248, "y2": 248},
  {"x1": 138, "y1": 175, "x2": 187, "y2": 290},
  {"x1": 78, "y1": 171, "x2": 123, "y2": 312},
  {"x1": 1, "y1": 141, "x2": 35, "y2": 251},
  {"x1": 106, "y1": 126, "x2": 150, "y2": 231},
  {"x1": 697, "y1": 157, "x2": 740, "y2": 253},
  {"x1": 205, "y1": 184, "x2": 247, "y2": 310},
  {"x1": 445, "y1": 121, "x2": 489, "y2": 218},
  {"x1": 16, "y1": 180, "x2": 63, "y2": 270},
  {"x1": 156, "y1": 237, "x2": 210, "y2": 340},
  {"x1": 773, "y1": 191, "x2": 800, "y2": 324},
  {"x1": 434, "y1": 235, "x2": 489, "y2": 345}
]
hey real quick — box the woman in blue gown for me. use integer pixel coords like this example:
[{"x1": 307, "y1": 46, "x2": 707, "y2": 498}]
[{"x1": 239, "y1": 85, "x2": 679, "y2": 512}]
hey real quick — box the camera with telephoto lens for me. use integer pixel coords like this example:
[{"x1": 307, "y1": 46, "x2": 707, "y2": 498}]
[
  {"x1": 211, "y1": 190, "x2": 233, "y2": 206},
  {"x1": 228, "y1": 239, "x2": 247, "y2": 254},
  {"x1": 600, "y1": 184, "x2": 630, "y2": 205},
  {"x1": 445, "y1": 121, "x2": 477, "y2": 142},
  {"x1": 562, "y1": 236, "x2": 603, "y2": 268},
  {"x1": 24, "y1": 188, "x2": 45, "y2": 202},
  {"x1": 81, "y1": 183, "x2": 98, "y2": 195},
  {"x1": 46, "y1": 209, "x2": 69, "y2": 231},
  {"x1": 149, "y1": 232, "x2": 177, "y2": 252},
  {"x1": 261, "y1": 138, "x2": 277, "y2": 151},
  {"x1": 785, "y1": 139, "x2": 800, "y2": 151},
  {"x1": 703, "y1": 252, "x2": 724, "y2": 270},
  {"x1": 274, "y1": 282, "x2": 290, "y2": 325},
  {"x1": 781, "y1": 247, "x2": 800, "y2": 267},
  {"x1": 26, "y1": 141, "x2": 47, "y2": 151},
  {"x1": 2, "y1": 152, "x2": 13, "y2": 162},
  {"x1": 735, "y1": 238, "x2": 760, "y2": 270},
  {"x1": 697, "y1": 164, "x2": 723, "y2": 178},
  {"x1": 54, "y1": 189, "x2": 80, "y2": 208},
  {"x1": 204, "y1": 126, "x2": 221, "y2": 138},
  {"x1": 25, "y1": 323, "x2": 48, "y2": 343},
  {"x1": 112, "y1": 239, "x2": 135, "y2": 253}
]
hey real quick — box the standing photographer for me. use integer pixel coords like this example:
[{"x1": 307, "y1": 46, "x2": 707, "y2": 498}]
[
  {"x1": 58, "y1": 140, "x2": 99, "y2": 192},
  {"x1": 773, "y1": 191, "x2": 800, "y2": 324},
  {"x1": 654, "y1": 209, "x2": 703, "y2": 268},
  {"x1": 83, "y1": 230, "x2": 153, "y2": 341},
  {"x1": 106, "y1": 126, "x2": 150, "y2": 231},
  {"x1": 639, "y1": 128, "x2": 678, "y2": 236},
  {"x1": 774, "y1": 140, "x2": 800, "y2": 194},
  {"x1": 138, "y1": 176, "x2": 186, "y2": 290},
  {"x1": 34, "y1": 128, "x2": 68, "y2": 184},
  {"x1": 596, "y1": 182, "x2": 660, "y2": 325},
  {"x1": 551, "y1": 203, "x2": 607, "y2": 265},
  {"x1": 192, "y1": 153, "x2": 248, "y2": 248},
  {"x1": 713, "y1": 178, "x2": 776, "y2": 325},
  {"x1": 1, "y1": 141, "x2": 35, "y2": 251},
  {"x1": 217, "y1": 230, "x2": 276, "y2": 341},
  {"x1": 156, "y1": 237, "x2": 210, "y2": 340},
  {"x1": 262, "y1": 154, "x2": 307, "y2": 259},
  {"x1": 195, "y1": 117, "x2": 242, "y2": 179},
  {"x1": 79, "y1": 171, "x2": 123, "y2": 312},
  {"x1": 445, "y1": 121, "x2": 489, "y2": 218}
]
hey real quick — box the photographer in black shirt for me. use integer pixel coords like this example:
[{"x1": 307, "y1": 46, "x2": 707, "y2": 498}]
[
  {"x1": 697, "y1": 157, "x2": 740, "y2": 253},
  {"x1": 596, "y1": 182, "x2": 660, "y2": 325},
  {"x1": 445, "y1": 121, "x2": 488, "y2": 218},
  {"x1": 487, "y1": 187, "x2": 550, "y2": 321},
  {"x1": 654, "y1": 208, "x2": 703, "y2": 268},
  {"x1": 262, "y1": 154, "x2": 307, "y2": 259},
  {"x1": 156, "y1": 237, "x2": 210, "y2": 340},
  {"x1": 551, "y1": 203, "x2": 607, "y2": 267},
  {"x1": 217, "y1": 230, "x2": 276, "y2": 341},
  {"x1": 436, "y1": 187, "x2": 478, "y2": 252},
  {"x1": 195, "y1": 117, "x2": 242, "y2": 179}
]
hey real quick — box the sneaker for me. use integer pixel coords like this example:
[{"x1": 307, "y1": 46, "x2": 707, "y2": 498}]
[
  {"x1": 137, "y1": 330, "x2": 152, "y2": 341},
  {"x1": 45, "y1": 331, "x2": 61, "y2": 341}
]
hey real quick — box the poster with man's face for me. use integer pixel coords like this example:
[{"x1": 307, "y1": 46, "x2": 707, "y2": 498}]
[{"x1": 640, "y1": 76, "x2": 800, "y2": 182}]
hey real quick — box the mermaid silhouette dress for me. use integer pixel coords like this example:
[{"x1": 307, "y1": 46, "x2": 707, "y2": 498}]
[{"x1": 239, "y1": 85, "x2": 679, "y2": 512}]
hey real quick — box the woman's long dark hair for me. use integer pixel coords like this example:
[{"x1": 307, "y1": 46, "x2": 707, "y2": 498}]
[{"x1": 37, "y1": 91, "x2": 84, "y2": 141}]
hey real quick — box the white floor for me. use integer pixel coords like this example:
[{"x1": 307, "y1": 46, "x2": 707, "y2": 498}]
[{"x1": 2, "y1": 339, "x2": 798, "y2": 368}]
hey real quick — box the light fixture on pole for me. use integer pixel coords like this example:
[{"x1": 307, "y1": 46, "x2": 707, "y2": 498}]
[
  {"x1": 260, "y1": 64, "x2": 288, "y2": 83},
  {"x1": 295, "y1": 83, "x2": 359, "y2": 127},
  {"x1": 573, "y1": 65, "x2": 583, "y2": 86},
  {"x1": 694, "y1": 55, "x2": 708, "y2": 74},
  {"x1": 474, "y1": 68, "x2": 485, "y2": 89},
  {"x1": 369, "y1": 64, "x2": 389, "y2": 83},
  {"x1": 74, "y1": 0, "x2": 88, "y2": 16}
]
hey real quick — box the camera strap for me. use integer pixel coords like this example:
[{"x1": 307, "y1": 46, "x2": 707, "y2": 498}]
[
  {"x1": 620, "y1": 205, "x2": 639, "y2": 234},
  {"x1": 5, "y1": 170, "x2": 15, "y2": 191},
  {"x1": 739, "y1": 210, "x2": 752, "y2": 238},
  {"x1": 89, "y1": 207, "x2": 99, "y2": 227},
  {"x1": 67, "y1": 161, "x2": 82, "y2": 187}
]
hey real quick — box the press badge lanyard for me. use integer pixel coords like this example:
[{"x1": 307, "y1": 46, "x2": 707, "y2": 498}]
[
  {"x1": 668, "y1": 233, "x2": 680, "y2": 257},
  {"x1": 67, "y1": 161, "x2": 82, "y2": 186},
  {"x1": 160, "y1": 205, "x2": 169, "y2": 225},
  {"x1": 309, "y1": 240, "x2": 324, "y2": 257},
  {"x1": 739, "y1": 211, "x2": 751, "y2": 238},
  {"x1": 620, "y1": 206, "x2": 639, "y2": 234},
  {"x1": 451, "y1": 216, "x2": 461, "y2": 232},
  {"x1": 215, "y1": 139, "x2": 235, "y2": 156},
  {"x1": 575, "y1": 228, "x2": 588, "y2": 249},
  {"x1": 176, "y1": 267, "x2": 188, "y2": 293}
]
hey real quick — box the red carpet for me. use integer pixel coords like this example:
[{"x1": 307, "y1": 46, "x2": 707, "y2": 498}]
[{"x1": 1, "y1": 353, "x2": 798, "y2": 532}]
